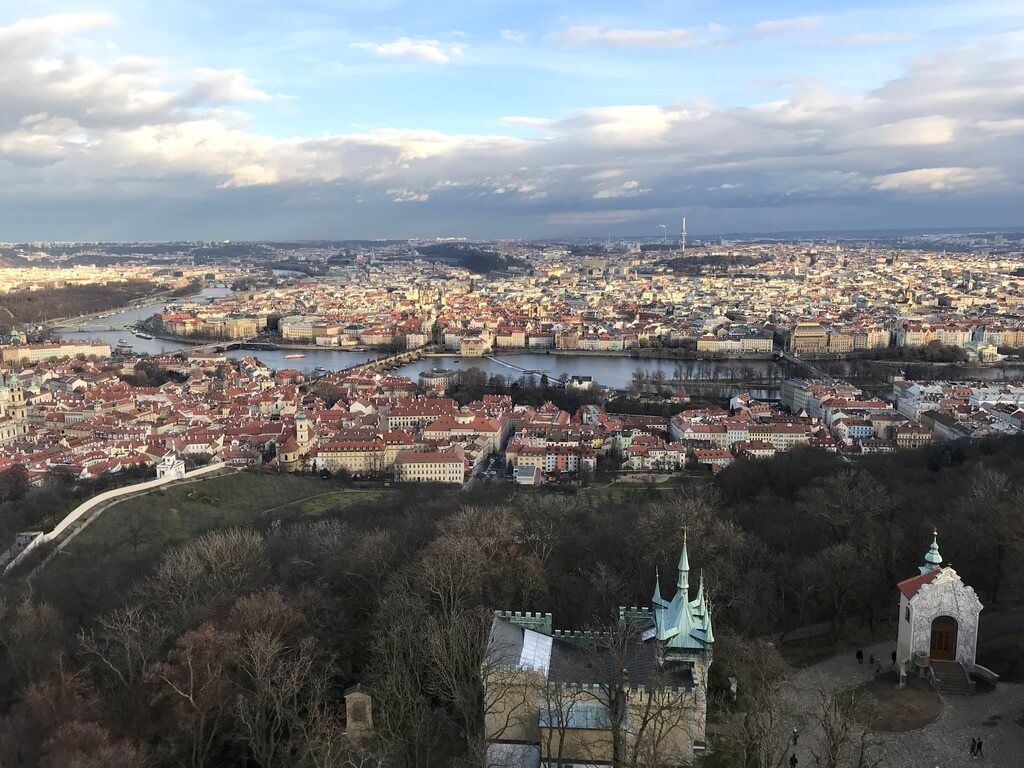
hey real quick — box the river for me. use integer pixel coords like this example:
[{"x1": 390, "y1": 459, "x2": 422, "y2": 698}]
[
  {"x1": 57, "y1": 299, "x2": 784, "y2": 393},
  {"x1": 396, "y1": 354, "x2": 782, "y2": 395},
  {"x1": 56, "y1": 296, "x2": 1021, "y2": 395}
]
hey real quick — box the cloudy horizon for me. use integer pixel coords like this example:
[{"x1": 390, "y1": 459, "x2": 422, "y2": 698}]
[{"x1": 1, "y1": 1, "x2": 1022, "y2": 240}]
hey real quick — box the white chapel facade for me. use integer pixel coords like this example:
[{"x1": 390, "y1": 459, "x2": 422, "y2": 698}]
[{"x1": 895, "y1": 533, "x2": 983, "y2": 677}]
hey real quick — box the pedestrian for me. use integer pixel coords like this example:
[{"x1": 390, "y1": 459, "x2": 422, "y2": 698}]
[
  {"x1": 976, "y1": 738, "x2": 983, "y2": 758},
  {"x1": 792, "y1": 727, "x2": 799, "y2": 746},
  {"x1": 874, "y1": 660, "x2": 881, "y2": 676},
  {"x1": 970, "y1": 737, "x2": 977, "y2": 756},
  {"x1": 856, "y1": 649, "x2": 864, "y2": 664},
  {"x1": 868, "y1": 653, "x2": 875, "y2": 666},
  {"x1": 891, "y1": 650, "x2": 897, "y2": 666},
  {"x1": 790, "y1": 754, "x2": 799, "y2": 768}
]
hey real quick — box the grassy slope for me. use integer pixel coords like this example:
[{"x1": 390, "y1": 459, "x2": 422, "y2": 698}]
[{"x1": 29, "y1": 471, "x2": 386, "y2": 621}]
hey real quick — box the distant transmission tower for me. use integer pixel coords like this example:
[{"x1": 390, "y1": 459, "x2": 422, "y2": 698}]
[{"x1": 680, "y1": 215, "x2": 687, "y2": 252}]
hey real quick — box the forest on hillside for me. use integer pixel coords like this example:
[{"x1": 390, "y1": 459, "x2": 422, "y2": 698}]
[
  {"x1": 0, "y1": 282, "x2": 163, "y2": 332},
  {"x1": 0, "y1": 436, "x2": 1022, "y2": 766}
]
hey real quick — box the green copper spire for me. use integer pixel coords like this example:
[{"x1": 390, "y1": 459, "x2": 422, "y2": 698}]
[
  {"x1": 653, "y1": 566, "x2": 664, "y2": 606},
  {"x1": 677, "y1": 530, "x2": 690, "y2": 594},
  {"x1": 923, "y1": 530, "x2": 942, "y2": 570}
]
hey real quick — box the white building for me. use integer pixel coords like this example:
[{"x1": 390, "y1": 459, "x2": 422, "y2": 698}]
[
  {"x1": 156, "y1": 453, "x2": 186, "y2": 481},
  {"x1": 895, "y1": 534, "x2": 983, "y2": 692}
]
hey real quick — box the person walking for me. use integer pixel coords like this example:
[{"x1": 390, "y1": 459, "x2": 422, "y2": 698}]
[
  {"x1": 868, "y1": 653, "x2": 875, "y2": 666},
  {"x1": 790, "y1": 754, "x2": 799, "y2": 768},
  {"x1": 792, "y1": 727, "x2": 799, "y2": 746},
  {"x1": 891, "y1": 650, "x2": 897, "y2": 666},
  {"x1": 970, "y1": 737, "x2": 977, "y2": 757},
  {"x1": 975, "y1": 738, "x2": 983, "y2": 758},
  {"x1": 856, "y1": 649, "x2": 864, "y2": 664}
]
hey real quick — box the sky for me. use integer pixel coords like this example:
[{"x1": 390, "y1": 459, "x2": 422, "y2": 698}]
[{"x1": 0, "y1": 1, "x2": 1022, "y2": 241}]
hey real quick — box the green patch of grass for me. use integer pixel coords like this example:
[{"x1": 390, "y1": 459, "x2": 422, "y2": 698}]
[{"x1": 28, "y1": 472, "x2": 387, "y2": 621}]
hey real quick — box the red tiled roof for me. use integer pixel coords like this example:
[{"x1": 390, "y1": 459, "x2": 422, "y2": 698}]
[{"x1": 897, "y1": 568, "x2": 940, "y2": 599}]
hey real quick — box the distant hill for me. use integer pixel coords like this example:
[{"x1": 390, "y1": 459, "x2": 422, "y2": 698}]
[{"x1": 414, "y1": 243, "x2": 530, "y2": 274}]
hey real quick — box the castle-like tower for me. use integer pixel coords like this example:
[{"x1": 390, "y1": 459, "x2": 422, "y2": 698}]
[
  {"x1": 652, "y1": 532, "x2": 715, "y2": 669},
  {"x1": 485, "y1": 535, "x2": 715, "y2": 765}
]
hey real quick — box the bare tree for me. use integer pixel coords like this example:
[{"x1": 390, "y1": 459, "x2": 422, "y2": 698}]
[
  {"x1": 807, "y1": 685, "x2": 884, "y2": 768},
  {"x1": 148, "y1": 528, "x2": 267, "y2": 624},
  {"x1": 720, "y1": 638, "x2": 793, "y2": 768},
  {"x1": 234, "y1": 631, "x2": 323, "y2": 768},
  {"x1": 3, "y1": 598, "x2": 66, "y2": 682},
  {"x1": 149, "y1": 624, "x2": 240, "y2": 768}
]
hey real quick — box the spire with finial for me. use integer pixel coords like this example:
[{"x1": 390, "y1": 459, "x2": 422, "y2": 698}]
[
  {"x1": 677, "y1": 529, "x2": 690, "y2": 595},
  {"x1": 920, "y1": 530, "x2": 942, "y2": 574},
  {"x1": 653, "y1": 566, "x2": 664, "y2": 607},
  {"x1": 691, "y1": 569, "x2": 706, "y2": 615}
]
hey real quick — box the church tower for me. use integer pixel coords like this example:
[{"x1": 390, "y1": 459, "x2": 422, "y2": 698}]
[{"x1": 295, "y1": 411, "x2": 312, "y2": 450}]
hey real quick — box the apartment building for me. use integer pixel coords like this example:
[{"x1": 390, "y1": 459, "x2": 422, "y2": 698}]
[{"x1": 394, "y1": 449, "x2": 467, "y2": 483}]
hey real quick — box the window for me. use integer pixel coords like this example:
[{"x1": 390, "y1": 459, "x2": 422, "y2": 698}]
[{"x1": 905, "y1": 606, "x2": 910, "y2": 623}]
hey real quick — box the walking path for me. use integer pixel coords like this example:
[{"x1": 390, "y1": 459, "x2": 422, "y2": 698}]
[{"x1": 785, "y1": 640, "x2": 1024, "y2": 768}]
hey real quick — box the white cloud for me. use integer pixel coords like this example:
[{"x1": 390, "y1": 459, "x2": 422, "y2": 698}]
[
  {"x1": 594, "y1": 180, "x2": 650, "y2": 198},
  {"x1": 749, "y1": 16, "x2": 824, "y2": 38},
  {"x1": 388, "y1": 188, "x2": 429, "y2": 202},
  {"x1": 0, "y1": 13, "x2": 1022, "y2": 234},
  {"x1": 585, "y1": 169, "x2": 625, "y2": 180},
  {"x1": 833, "y1": 116, "x2": 958, "y2": 149},
  {"x1": 353, "y1": 37, "x2": 464, "y2": 64},
  {"x1": 872, "y1": 167, "x2": 996, "y2": 191},
  {"x1": 559, "y1": 25, "x2": 702, "y2": 48},
  {"x1": 500, "y1": 29, "x2": 527, "y2": 43},
  {"x1": 184, "y1": 68, "x2": 271, "y2": 104}
]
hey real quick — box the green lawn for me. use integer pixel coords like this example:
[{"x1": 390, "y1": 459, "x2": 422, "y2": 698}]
[{"x1": 28, "y1": 471, "x2": 387, "y2": 620}]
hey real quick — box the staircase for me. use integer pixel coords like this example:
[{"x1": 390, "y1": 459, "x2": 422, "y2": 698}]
[{"x1": 931, "y1": 660, "x2": 974, "y2": 695}]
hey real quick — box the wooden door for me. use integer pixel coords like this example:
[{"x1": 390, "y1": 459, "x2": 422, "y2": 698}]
[{"x1": 930, "y1": 616, "x2": 958, "y2": 661}]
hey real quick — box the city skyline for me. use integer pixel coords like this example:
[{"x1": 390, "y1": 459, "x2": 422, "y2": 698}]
[{"x1": 1, "y1": 1, "x2": 1023, "y2": 240}]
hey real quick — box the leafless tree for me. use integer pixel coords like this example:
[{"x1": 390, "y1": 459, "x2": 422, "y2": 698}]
[
  {"x1": 148, "y1": 528, "x2": 266, "y2": 624},
  {"x1": 807, "y1": 685, "x2": 884, "y2": 768},
  {"x1": 719, "y1": 638, "x2": 793, "y2": 768},
  {"x1": 79, "y1": 606, "x2": 165, "y2": 692},
  {"x1": 3, "y1": 598, "x2": 66, "y2": 682},
  {"x1": 235, "y1": 629, "x2": 330, "y2": 768},
  {"x1": 149, "y1": 624, "x2": 240, "y2": 768}
]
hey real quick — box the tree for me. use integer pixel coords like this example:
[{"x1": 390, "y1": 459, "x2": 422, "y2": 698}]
[
  {"x1": 234, "y1": 631, "x2": 324, "y2": 768},
  {"x1": 718, "y1": 638, "x2": 793, "y2": 768},
  {"x1": 148, "y1": 528, "x2": 267, "y2": 625},
  {"x1": 79, "y1": 606, "x2": 166, "y2": 728},
  {"x1": 40, "y1": 720, "x2": 150, "y2": 768},
  {"x1": 0, "y1": 464, "x2": 29, "y2": 502},
  {"x1": 950, "y1": 467, "x2": 1024, "y2": 603},
  {"x1": 149, "y1": 624, "x2": 240, "y2": 768},
  {"x1": 806, "y1": 686, "x2": 883, "y2": 768},
  {"x1": 808, "y1": 543, "x2": 863, "y2": 639},
  {"x1": 3, "y1": 598, "x2": 66, "y2": 682}
]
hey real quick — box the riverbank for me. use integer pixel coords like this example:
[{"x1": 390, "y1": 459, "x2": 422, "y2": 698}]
[
  {"x1": 47, "y1": 283, "x2": 227, "y2": 330},
  {"x1": 422, "y1": 347, "x2": 779, "y2": 364}
]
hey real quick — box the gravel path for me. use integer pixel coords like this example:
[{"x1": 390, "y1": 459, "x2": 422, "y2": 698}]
[{"x1": 785, "y1": 640, "x2": 1024, "y2": 768}]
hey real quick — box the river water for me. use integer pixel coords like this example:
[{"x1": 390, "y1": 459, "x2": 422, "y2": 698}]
[
  {"x1": 55, "y1": 295, "x2": 1023, "y2": 394},
  {"x1": 57, "y1": 298, "x2": 782, "y2": 392}
]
